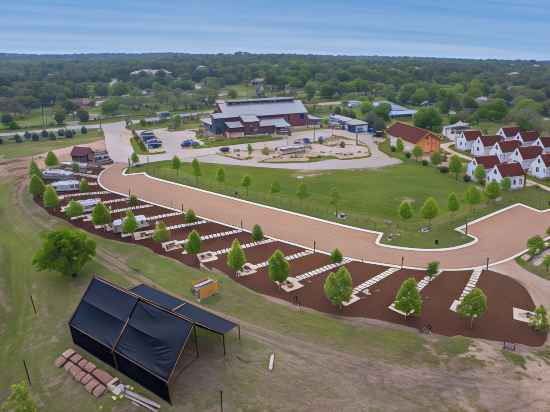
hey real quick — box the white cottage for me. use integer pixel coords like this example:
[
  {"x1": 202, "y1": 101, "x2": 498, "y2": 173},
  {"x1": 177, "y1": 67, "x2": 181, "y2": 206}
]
[
  {"x1": 489, "y1": 140, "x2": 521, "y2": 163},
  {"x1": 471, "y1": 135, "x2": 502, "y2": 156},
  {"x1": 529, "y1": 154, "x2": 550, "y2": 180},
  {"x1": 497, "y1": 126, "x2": 520, "y2": 141},
  {"x1": 466, "y1": 155, "x2": 501, "y2": 179},
  {"x1": 510, "y1": 146, "x2": 543, "y2": 171},
  {"x1": 487, "y1": 163, "x2": 525, "y2": 190},
  {"x1": 513, "y1": 130, "x2": 540, "y2": 146},
  {"x1": 442, "y1": 121, "x2": 470, "y2": 141},
  {"x1": 456, "y1": 130, "x2": 482, "y2": 152},
  {"x1": 534, "y1": 137, "x2": 550, "y2": 154}
]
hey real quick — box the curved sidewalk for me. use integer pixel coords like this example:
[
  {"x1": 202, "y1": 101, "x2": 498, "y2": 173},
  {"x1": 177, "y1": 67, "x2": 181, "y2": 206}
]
[{"x1": 99, "y1": 163, "x2": 550, "y2": 270}]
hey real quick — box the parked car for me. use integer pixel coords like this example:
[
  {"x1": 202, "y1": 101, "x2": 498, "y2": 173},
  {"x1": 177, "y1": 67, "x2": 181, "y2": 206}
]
[
  {"x1": 303, "y1": 138, "x2": 312, "y2": 145},
  {"x1": 181, "y1": 139, "x2": 200, "y2": 148},
  {"x1": 219, "y1": 146, "x2": 230, "y2": 153}
]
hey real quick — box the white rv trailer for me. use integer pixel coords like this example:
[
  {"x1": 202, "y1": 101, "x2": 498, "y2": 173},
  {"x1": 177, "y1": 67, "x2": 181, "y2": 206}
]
[
  {"x1": 42, "y1": 169, "x2": 74, "y2": 181},
  {"x1": 51, "y1": 179, "x2": 80, "y2": 192},
  {"x1": 78, "y1": 198, "x2": 101, "y2": 213},
  {"x1": 111, "y1": 214, "x2": 149, "y2": 234}
]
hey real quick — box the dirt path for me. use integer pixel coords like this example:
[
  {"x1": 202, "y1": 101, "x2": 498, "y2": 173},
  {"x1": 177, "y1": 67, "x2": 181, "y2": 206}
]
[{"x1": 99, "y1": 163, "x2": 550, "y2": 270}]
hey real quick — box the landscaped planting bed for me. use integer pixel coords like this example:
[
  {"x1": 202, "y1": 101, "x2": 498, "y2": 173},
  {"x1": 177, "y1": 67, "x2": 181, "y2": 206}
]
[{"x1": 37, "y1": 168, "x2": 547, "y2": 346}]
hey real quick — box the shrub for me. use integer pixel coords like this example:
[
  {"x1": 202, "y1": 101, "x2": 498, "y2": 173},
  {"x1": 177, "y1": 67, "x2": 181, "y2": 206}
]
[
  {"x1": 439, "y1": 166, "x2": 449, "y2": 174},
  {"x1": 463, "y1": 174, "x2": 471, "y2": 182},
  {"x1": 24, "y1": 131, "x2": 31, "y2": 139},
  {"x1": 79, "y1": 179, "x2": 89, "y2": 193},
  {"x1": 81, "y1": 126, "x2": 88, "y2": 134},
  {"x1": 390, "y1": 146, "x2": 396, "y2": 152},
  {"x1": 45, "y1": 151, "x2": 59, "y2": 167},
  {"x1": 66, "y1": 130, "x2": 74, "y2": 138},
  {"x1": 48, "y1": 131, "x2": 56, "y2": 140},
  {"x1": 185, "y1": 208, "x2": 197, "y2": 223},
  {"x1": 31, "y1": 133, "x2": 39, "y2": 141},
  {"x1": 14, "y1": 134, "x2": 22, "y2": 143},
  {"x1": 65, "y1": 200, "x2": 84, "y2": 218},
  {"x1": 421, "y1": 159, "x2": 429, "y2": 166},
  {"x1": 252, "y1": 224, "x2": 263, "y2": 241},
  {"x1": 41, "y1": 129, "x2": 48, "y2": 138},
  {"x1": 29, "y1": 175, "x2": 45, "y2": 198},
  {"x1": 43, "y1": 185, "x2": 59, "y2": 209},
  {"x1": 57, "y1": 129, "x2": 65, "y2": 137},
  {"x1": 0, "y1": 137, "x2": 3, "y2": 145},
  {"x1": 330, "y1": 248, "x2": 343, "y2": 263},
  {"x1": 404, "y1": 151, "x2": 412, "y2": 159},
  {"x1": 72, "y1": 163, "x2": 80, "y2": 173}
]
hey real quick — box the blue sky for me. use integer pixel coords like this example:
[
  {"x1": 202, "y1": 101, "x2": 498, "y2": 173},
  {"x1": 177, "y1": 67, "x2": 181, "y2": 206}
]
[{"x1": 1, "y1": 0, "x2": 549, "y2": 60}]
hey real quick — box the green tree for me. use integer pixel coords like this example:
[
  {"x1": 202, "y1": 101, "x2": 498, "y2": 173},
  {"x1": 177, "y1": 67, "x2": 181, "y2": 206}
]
[
  {"x1": 128, "y1": 194, "x2": 139, "y2": 208},
  {"x1": 122, "y1": 210, "x2": 138, "y2": 234},
  {"x1": 77, "y1": 109, "x2": 89, "y2": 122},
  {"x1": 32, "y1": 229, "x2": 96, "y2": 277},
  {"x1": 426, "y1": 261, "x2": 440, "y2": 278},
  {"x1": 420, "y1": 197, "x2": 439, "y2": 226},
  {"x1": 447, "y1": 192, "x2": 460, "y2": 213},
  {"x1": 324, "y1": 267, "x2": 353, "y2": 309},
  {"x1": 247, "y1": 143, "x2": 253, "y2": 156},
  {"x1": 152, "y1": 221, "x2": 171, "y2": 243},
  {"x1": 65, "y1": 200, "x2": 84, "y2": 218},
  {"x1": 252, "y1": 224, "x2": 264, "y2": 241},
  {"x1": 72, "y1": 162, "x2": 80, "y2": 173},
  {"x1": 79, "y1": 178, "x2": 89, "y2": 193},
  {"x1": 395, "y1": 138, "x2": 404, "y2": 153},
  {"x1": 29, "y1": 159, "x2": 42, "y2": 179},
  {"x1": 457, "y1": 288, "x2": 487, "y2": 328},
  {"x1": 527, "y1": 235, "x2": 545, "y2": 255},
  {"x1": 270, "y1": 181, "x2": 281, "y2": 196},
  {"x1": 330, "y1": 248, "x2": 343, "y2": 263},
  {"x1": 484, "y1": 180, "x2": 501, "y2": 201},
  {"x1": 185, "y1": 229, "x2": 202, "y2": 254},
  {"x1": 131, "y1": 152, "x2": 139, "y2": 165},
  {"x1": 473, "y1": 165, "x2": 486, "y2": 184},
  {"x1": 296, "y1": 182, "x2": 309, "y2": 203},
  {"x1": 28, "y1": 175, "x2": 45, "y2": 198},
  {"x1": 91, "y1": 202, "x2": 112, "y2": 226},
  {"x1": 412, "y1": 145, "x2": 423, "y2": 161},
  {"x1": 43, "y1": 185, "x2": 59, "y2": 209},
  {"x1": 430, "y1": 151, "x2": 442, "y2": 166},
  {"x1": 399, "y1": 201, "x2": 413, "y2": 221},
  {"x1": 241, "y1": 175, "x2": 252, "y2": 196},
  {"x1": 171, "y1": 155, "x2": 182, "y2": 175},
  {"x1": 268, "y1": 249, "x2": 289, "y2": 284},
  {"x1": 413, "y1": 107, "x2": 443, "y2": 132},
  {"x1": 530, "y1": 305, "x2": 549, "y2": 333},
  {"x1": 329, "y1": 187, "x2": 340, "y2": 215},
  {"x1": 216, "y1": 167, "x2": 226, "y2": 186},
  {"x1": 501, "y1": 177, "x2": 512, "y2": 192},
  {"x1": 0, "y1": 381, "x2": 37, "y2": 412},
  {"x1": 54, "y1": 110, "x2": 66, "y2": 125},
  {"x1": 449, "y1": 155, "x2": 463, "y2": 180},
  {"x1": 185, "y1": 208, "x2": 197, "y2": 223},
  {"x1": 394, "y1": 278, "x2": 422, "y2": 318},
  {"x1": 227, "y1": 239, "x2": 247, "y2": 275},
  {"x1": 465, "y1": 186, "x2": 482, "y2": 211},
  {"x1": 544, "y1": 255, "x2": 550, "y2": 273},
  {"x1": 191, "y1": 158, "x2": 202, "y2": 184},
  {"x1": 45, "y1": 151, "x2": 59, "y2": 167}
]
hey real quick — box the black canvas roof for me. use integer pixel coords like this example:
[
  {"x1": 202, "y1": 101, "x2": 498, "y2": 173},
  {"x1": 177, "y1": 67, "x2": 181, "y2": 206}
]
[
  {"x1": 131, "y1": 284, "x2": 238, "y2": 335},
  {"x1": 116, "y1": 301, "x2": 193, "y2": 380}
]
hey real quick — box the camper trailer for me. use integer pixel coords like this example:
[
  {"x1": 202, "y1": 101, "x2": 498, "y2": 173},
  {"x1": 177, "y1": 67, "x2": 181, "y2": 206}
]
[
  {"x1": 191, "y1": 278, "x2": 219, "y2": 302},
  {"x1": 51, "y1": 179, "x2": 80, "y2": 192},
  {"x1": 78, "y1": 198, "x2": 101, "y2": 213},
  {"x1": 42, "y1": 169, "x2": 74, "y2": 181},
  {"x1": 111, "y1": 214, "x2": 149, "y2": 234}
]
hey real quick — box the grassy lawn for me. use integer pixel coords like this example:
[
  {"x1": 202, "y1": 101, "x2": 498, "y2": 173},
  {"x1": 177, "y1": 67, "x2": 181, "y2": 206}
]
[
  {"x1": 130, "y1": 136, "x2": 149, "y2": 155},
  {"x1": 0, "y1": 130, "x2": 104, "y2": 160},
  {"x1": 130, "y1": 153, "x2": 548, "y2": 248},
  {"x1": 197, "y1": 135, "x2": 283, "y2": 148},
  {"x1": 2, "y1": 176, "x2": 473, "y2": 411},
  {"x1": 516, "y1": 256, "x2": 550, "y2": 280}
]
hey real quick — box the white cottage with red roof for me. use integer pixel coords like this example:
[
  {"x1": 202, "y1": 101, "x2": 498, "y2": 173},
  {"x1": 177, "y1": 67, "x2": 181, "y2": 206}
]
[
  {"x1": 497, "y1": 126, "x2": 520, "y2": 141},
  {"x1": 510, "y1": 146, "x2": 543, "y2": 171},
  {"x1": 529, "y1": 154, "x2": 550, "y2": 180},
  {"x1": 466, "y1": 155, "x2": 501, "y2": 179},
  {"x1": 487, "y1": 163, "x2": 526, "y2": 190},
  {"x1": 534, "y1": 137, "x2": 550, "y2": 154},
  {"x1": 513, "y1": 130, "x2": 540, "y2": 146},
  {"x1": 471, "y1": 135, "x2": 502, "y2": 156},
  {"x1": 489, "y1": 140, "x2": 521, "y2": 163},
  {"x1": 456, "y1": 130, "x2": 482, "y2": 152}
]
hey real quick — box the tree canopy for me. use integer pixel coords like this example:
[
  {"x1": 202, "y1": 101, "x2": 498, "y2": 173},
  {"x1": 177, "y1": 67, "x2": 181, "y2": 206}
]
[
  {"x1": 457, "y1": 288, "x2": 487, "y2": 328},
  {"x1": 324, "y1": 267, "x2": 353, "y2": 308},
  {"x1": 227, "y1": 239, "x2": 247, "y2": 274},
  {"x1": 268, "y1": 249, "x2": 289, "y2": 284},
  {"x1": 394, "y1": 277, "x2": 422, "y2": 318}
]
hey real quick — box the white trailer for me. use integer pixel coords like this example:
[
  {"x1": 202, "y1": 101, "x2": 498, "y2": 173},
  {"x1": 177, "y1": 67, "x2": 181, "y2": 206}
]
[
  {"x1": 79, "y1": 198, "x2": 101, "y2": 213},
  {"x1": 51, "y1": 179, "x2": 80, "y2": 192},
  {"x1": 112, "y1": 214, "x2": 149, "y2": 234},
  {"x1": 43, "y1": 169, "x2": 74, "y2": 181}
]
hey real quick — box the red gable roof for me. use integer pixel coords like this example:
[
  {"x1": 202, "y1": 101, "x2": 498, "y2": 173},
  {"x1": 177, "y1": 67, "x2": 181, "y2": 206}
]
[
  {"x1": 386, "y1": 122, "x2": 440, "y2": 144},
  {"x1": 496, "y1": 163, "x2": 524, "y2": 177},
  {"x1": 496, "y1": 140, "x2": 521, "y2": 153},
  {"x1": 474, "y1": 155, "x2": 500, "y2": 169},
  {"x1": 500, "y1": 127, "x2": 520, "y2": 138},
  {"x1": 540, "y1": 154, "x2": 550, "y2": 167},
  {"x1": 519, "y1": 130, "x2": 540, "y2": 142},
  {"x1": 70, "y1": 146, "x2": 94, "y2": 158},
  {"x1": 538, "y1": 137, "x2": 550, "y2": 148},
  {"x1": 461, "y1": 130, "x2": 482, "y2": 141},
  {"x1": 518, "y1": 146, "x2": 543, "y2": 159},
  {"x1": 479, "y1": 135, "x2": 502, "y2": 147}
]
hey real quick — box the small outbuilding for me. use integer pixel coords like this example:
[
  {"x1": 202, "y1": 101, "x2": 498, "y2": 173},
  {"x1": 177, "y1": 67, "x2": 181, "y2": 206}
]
[{"x1": 71, "y1": 146, "x2": 95, "y2": 164}]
